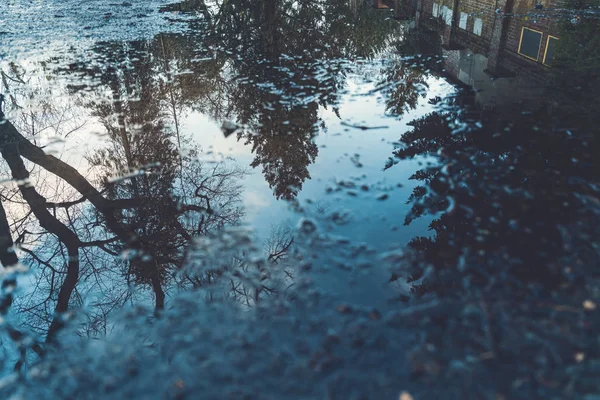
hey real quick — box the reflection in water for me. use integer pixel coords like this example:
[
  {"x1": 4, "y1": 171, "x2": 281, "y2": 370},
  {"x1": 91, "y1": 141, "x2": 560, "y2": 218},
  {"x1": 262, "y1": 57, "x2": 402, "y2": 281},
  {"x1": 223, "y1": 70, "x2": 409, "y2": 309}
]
[
  {"x1": 0, "y1": 0, "x2": 599, "y2": 398},
  {"x1": 384, "y1": 49, "x2": 600, "y2": 394},
  {"x1": 1, "y1": 0, "x2": 405, "y2": 350},
  {"x1": 207, "y1": 0, "x2": 402, "y2": 199}
]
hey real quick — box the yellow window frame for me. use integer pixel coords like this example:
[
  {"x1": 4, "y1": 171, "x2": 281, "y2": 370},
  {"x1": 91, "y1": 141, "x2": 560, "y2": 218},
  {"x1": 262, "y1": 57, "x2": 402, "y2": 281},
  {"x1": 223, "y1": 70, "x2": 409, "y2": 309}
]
[
  {"x1": 543, "y1": 35, "x2": 559, "y2": 67},
  {"x1": 518, "y1": 26, "x2": 543, "y2": 61}
]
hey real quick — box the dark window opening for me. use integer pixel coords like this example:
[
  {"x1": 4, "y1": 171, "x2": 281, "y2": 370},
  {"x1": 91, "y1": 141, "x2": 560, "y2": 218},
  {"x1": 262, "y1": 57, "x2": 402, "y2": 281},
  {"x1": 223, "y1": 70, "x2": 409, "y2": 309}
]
[
  {"x1": 518, "y1": 27, "x2": 543, "y2": 61},
  {"x1": 544, "y1": 36, "x2": 559, "y2": 66}
]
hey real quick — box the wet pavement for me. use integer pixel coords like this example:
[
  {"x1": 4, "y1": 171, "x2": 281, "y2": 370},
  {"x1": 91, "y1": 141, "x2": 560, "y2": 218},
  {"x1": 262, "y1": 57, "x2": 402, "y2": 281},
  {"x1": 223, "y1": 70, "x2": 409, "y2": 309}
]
[{"x1": 1, "y1": 0, "x2": 599, "y2": 399}]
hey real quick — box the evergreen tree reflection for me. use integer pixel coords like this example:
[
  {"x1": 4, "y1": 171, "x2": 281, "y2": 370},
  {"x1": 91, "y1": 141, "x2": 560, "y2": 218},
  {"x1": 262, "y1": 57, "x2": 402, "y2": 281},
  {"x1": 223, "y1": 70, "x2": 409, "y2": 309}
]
[
  {"x1": 198, "y1": 0, "x2": 402, "y2": 199},
  {"x1": 385, "y1": 90, "x2": 600, "y2": 395}
]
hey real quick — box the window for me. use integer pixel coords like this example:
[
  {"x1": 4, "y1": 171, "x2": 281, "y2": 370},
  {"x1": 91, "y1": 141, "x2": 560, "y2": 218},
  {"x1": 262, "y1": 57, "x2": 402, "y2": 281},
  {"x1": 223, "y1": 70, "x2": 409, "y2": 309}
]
[
  {"x1": 473, "y1": 18, "x2": 482, "y2": 36},
  {"x1": 444, "y1": 7, "x2": 453, "y2": 25},
  {"x1": 459, "y1": 12, "x2": 468, "y2": 30},
  {"x1": 440, "y1": 5, "x2": 448, "y2": 21},
  {"x1": 518, "y1": 27, "x2": 543, "y2": 61},
  {"x1": 432, "y1": 3, "x2": 439, "y2": 17},
  {"x1": 439, "y1": 6, "x2": 453, "y2": 25},
  {"x1": 543, "y1": 35, "x2": 559, "y2": 66}
]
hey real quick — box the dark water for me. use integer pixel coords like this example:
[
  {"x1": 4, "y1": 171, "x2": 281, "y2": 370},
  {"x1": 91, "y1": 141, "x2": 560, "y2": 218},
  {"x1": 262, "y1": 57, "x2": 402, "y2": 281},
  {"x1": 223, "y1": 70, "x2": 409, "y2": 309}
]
[{"x1": 0, "y1": 0, "x2": 599, "y2": 399}]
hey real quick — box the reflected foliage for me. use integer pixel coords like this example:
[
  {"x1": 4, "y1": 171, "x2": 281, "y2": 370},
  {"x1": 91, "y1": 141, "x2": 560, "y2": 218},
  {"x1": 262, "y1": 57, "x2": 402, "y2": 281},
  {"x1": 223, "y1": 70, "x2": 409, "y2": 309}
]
[
  {"x1": 198, "y1": 0, "x2": 402, "y2": 199},
  {"x1": 380, "y1": 59, "x2": 429, "y2": 117},
  {"x1": 379, "y1": 19, "x2": 600, "y2": 396},
  {"x1": 387, "y1": 82, "x2": 600, "y2": 396},
  {"x1": 0, "y1": 38, "x2": 249, "y2": 353},
  {"x1": 241, "y1": 105, "x2": 320, "y2": 200}
]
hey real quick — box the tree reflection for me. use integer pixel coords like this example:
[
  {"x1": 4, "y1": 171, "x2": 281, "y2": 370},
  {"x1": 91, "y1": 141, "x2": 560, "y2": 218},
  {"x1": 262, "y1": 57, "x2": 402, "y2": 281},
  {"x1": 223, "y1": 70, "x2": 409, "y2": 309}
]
[
  {"x1": 377, "y1": 27, "x2": 443, "y2": 119},
  {"x1": 386, "y1": 89, "x2": 600, "y2": 395},
  {"x1": 0, "y1": 44, "x2": 247, "y2": 349},
  {"x1": 194, "y1": 0, "x2": 403, "y2": 199},
  {"x1": 240, "y1": 105, "x2": 320, "y2": 200},
  {"x1": 1, "y1": 0, "x2": 402, "y2": 342},
  {"x1": 380, "y1": 59, "x2": 429, "y2": 117}
]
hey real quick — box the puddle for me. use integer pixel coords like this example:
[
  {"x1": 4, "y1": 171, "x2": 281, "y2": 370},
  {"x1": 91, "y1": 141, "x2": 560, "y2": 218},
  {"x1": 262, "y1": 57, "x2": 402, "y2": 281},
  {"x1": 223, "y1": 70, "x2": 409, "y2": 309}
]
[{"x1": 1, "y1": 0, "x2": 599, "y2": 398}]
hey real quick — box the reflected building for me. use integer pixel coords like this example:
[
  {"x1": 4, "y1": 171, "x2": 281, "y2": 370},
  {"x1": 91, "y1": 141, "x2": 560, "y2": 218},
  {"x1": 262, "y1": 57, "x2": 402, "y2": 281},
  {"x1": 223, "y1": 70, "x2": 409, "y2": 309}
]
[
  {"x1": 402, "y1": 0, "x2": 593, "y2": 108},
  {"x1": 440, "y1": 48, "x2": 545, "y2": 109}
]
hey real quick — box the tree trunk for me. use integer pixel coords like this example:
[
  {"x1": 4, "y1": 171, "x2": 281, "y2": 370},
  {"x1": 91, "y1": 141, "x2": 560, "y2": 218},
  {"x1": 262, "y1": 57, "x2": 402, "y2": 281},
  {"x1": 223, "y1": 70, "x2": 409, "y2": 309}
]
[
  {"x1": 0, "y1": 117, "x2": 132, "y2": 240},
  {"x1": 0, "y1": 200, "x2": 19, "y2": 314},
  {"x1": 0, "y1": 141, "x2": 80, "y2": 342},
  {"x1": 151, "y1": 271, "x2": 165, "y2": 312}
]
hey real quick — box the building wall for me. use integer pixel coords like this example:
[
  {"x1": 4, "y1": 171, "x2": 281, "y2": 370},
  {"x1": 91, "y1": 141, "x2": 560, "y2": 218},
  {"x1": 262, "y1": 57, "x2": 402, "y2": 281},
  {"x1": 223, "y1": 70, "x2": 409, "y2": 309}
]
[
  {"x1": 412, "y1": 0, "x2": 573, "y2": 78},
  {"x1": 417, "y1": 0, "x2": 496, "y2": 41},
  {"x1": 502, "y1": 0, "x2": 562, "y2": 73},
  {"x1": 455, "y1": 0, "x2": 496, "y2": 40}
]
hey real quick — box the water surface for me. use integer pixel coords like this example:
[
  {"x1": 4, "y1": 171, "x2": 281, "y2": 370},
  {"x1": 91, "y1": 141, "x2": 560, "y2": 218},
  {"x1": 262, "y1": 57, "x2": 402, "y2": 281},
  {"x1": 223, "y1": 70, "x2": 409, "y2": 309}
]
[{"x1": 1, "y1": 1, "x2": 599, "y2": 399}]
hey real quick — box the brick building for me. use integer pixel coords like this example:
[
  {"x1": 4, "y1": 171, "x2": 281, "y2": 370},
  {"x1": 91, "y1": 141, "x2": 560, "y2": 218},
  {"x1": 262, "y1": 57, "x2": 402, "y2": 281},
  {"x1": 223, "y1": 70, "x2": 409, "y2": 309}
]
[
  {"x1": 387, "y1": 0, "x2": 593, "y2": 108},
  {"x1": 361, "y1": 0, "x2": 591, "y2": 108},
  {"x1": 411, "y1": 0, "x2": 570, "y2": 78}
]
